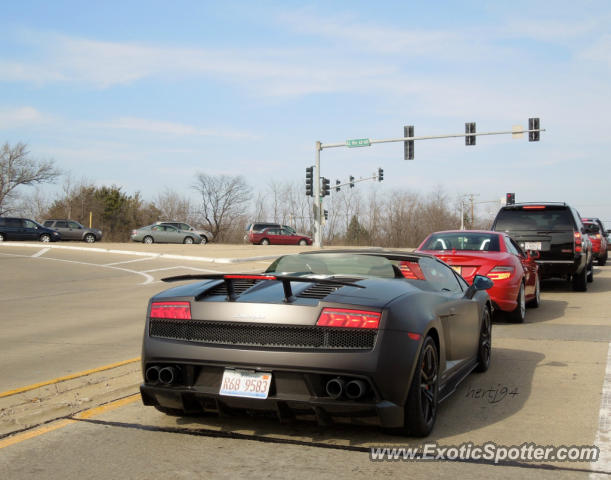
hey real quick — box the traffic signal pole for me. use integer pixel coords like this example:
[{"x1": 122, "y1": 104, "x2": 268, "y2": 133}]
[{"x1": 312, "y1": 119, "x2": 544, "y2": 248}]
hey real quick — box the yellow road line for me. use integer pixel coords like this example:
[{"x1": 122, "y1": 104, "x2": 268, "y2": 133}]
[
  {"x1": 0, "y1": 357, "x2": 141, "y2": 399},
  {"x1": 0, "y1": 394, "x2": 141, "y2": 449}
]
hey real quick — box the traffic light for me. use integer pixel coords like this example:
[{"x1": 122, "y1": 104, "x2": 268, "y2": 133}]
[
  {"x1": 404, "y1": 125, "x2": 414, "y2": 160},
  {"x1": 378, "y1": 168, "x2": 384, "y2": 182},
  {"x1": 465, "y1": 122, "x2": 476, "y2": 146},
  {"x1": 349, "y1": 175, "x2": 355, "y2": 188},
  {"x1": 324, "y1": 209, "x2": 328, "y2": 220},
  {"x1": 529, "y1": 117, "x2": 540, "y2": 142},
  {"x1": 506, "y1": 192, "x2": 515, "y2": 205},
  {"x1": 335, "y1": 180, "x2": 341, "y2": 192},
  {"x1": 322, "y1": 177, "x2": 330, "y2": 196},
  {"x1": 305, "y1": 166, "x2": 313, "y2": 197}
]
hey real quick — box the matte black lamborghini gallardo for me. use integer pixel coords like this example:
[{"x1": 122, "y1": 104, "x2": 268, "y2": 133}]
[{"x1": 140, "y1": 250, "x2": 494, "y2": 437}]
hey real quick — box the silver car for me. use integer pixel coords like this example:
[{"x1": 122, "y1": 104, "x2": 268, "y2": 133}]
[
  {"x1": 43, "y1": 219, "x2": 103, "y2": 243},
  {"x1": 156, "y1": 221, "x2": 213, "y2": 244},
  {"x1": 131, "y1": 224, "x2": 203, "y2": 244}
]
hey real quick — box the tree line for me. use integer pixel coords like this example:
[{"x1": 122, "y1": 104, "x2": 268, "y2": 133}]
[{"x1": 1, "y1": 142, "x2": 492, "y2": 246}]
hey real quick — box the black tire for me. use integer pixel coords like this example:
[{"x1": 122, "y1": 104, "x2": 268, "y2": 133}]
[
  {"x1": 526, "y1": 274, "x2": 541, "y2": 308},
  {"x1": 260, "y1": 238, "x2": 270, "y2": 245},
  {"x1": 475, "y1": 307, "x2": 492, "y2": 373},
  {"x1": 183, "y1": 236, "x2": 194, "y2": 244},
  {"x1": 402, "y1": 336, "x2": 439, "y2": 437},
  {"x1": 143, "y1": 236, "x2": 154, "y2": 245},
  {"x1": 599, "y1": 251, "x2": 607, "y2": 266},
  {"x1": 200, "y1": 236, "x2": 208, "y2": 245},
  {"x1": 84, "y1": 233, "x2": 96, "y2": 243},
  {"x1": 587, "y1": 260, "x2": 594, "y2": 283},
  {"x1": 39, "y1": 233, "x2": 51, "y2": 243},
  {"x1": 298, "y1": 239, "x2": 307, "y2": 246},
  {"x1": 572, "y1": 267, "x2": 587, "y2": 292},
  {"x1": 507, "y1": 282, "x2": 525, "y2": 323},
  {"x1": 0, "y1": 233, "x2": 4, "y2": 242}
]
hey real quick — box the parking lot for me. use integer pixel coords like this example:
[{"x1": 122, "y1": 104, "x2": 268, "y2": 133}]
[{"x1": 0, "y1": 242, "x2": 610, "y2": 479}]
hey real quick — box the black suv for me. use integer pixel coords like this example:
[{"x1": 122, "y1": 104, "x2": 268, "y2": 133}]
[
  {"x1": 0, "y1": 217, "x2": 61, "y2": 242},
  {"x1": 491, "y1": 203, "x2": 593, "y2": 291}
]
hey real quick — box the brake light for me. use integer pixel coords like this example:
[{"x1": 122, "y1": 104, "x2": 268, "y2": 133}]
[
  {"x1": 574, "y1": 232, "x2": 582, "y2": 253},
  {"x1": 224, "y1": 275, "x2": 276, "y2": 280},
  {"x1": 487, "y1": 265, "x2": 514, "y2": 281},
  {"x1": 596, "y1": 234, "x2": 601, "y2": 239},
  {"x1": 150, "y1": 302, "x2": 191, "y2": 320},
  {"x1": 522, "y1": 205, "x2": 546, "y2": 210},
  {"x1": 317, "y1": 308, "x2": 381, "y2": 329}
]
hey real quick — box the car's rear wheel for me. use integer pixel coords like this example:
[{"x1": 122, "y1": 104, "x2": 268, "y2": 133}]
[
  {"x1": 298, "y1": 239, "x2": 307, "y2": 246},
  {"x1": 599, "y1": 250, "x2": 607, "y2": 266},
  {"x1": 143, "y1": 236, "x2": 154, "y2": 244},
  {"x1": 526, "y1": 274, "x2": 541, "y2": 308},
  {"x1": 475, "y1": 307, "x2": 492, "y2": 373},
  {"x1": 84, "y1": 233, "x2": 96, "y2": 243},
  {"x1": 507, "y1": 282, "x2": 525, "y2": 323},
  {"x1": 260, "y1": 238, "x2": 270, "y2": 245},
  {"x1": 183, "y1": 236, "x2": 194, "y2": 244},
  {"x1": 402, "y1": 336, "x2": 439, "y2": 437},
  {"x1": 587, "y1": 259, "x2": 594, "y2": 283},
  {"x1": 0, "y1": 233, "x2": 4, "y2": 242},
  {"x1": 40, "y1": 233, "x2": 51, "y2": 243},
  {"x1": 200, "y1": 236, "x2": 208, "y2": 245},
  {"x1": 572, "y1": 266, "x2": 587, "y2": 291}
]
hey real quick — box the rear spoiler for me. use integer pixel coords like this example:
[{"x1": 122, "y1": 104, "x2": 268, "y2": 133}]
[{"x1": 161, "y1": 273, "x2": 365, "y2": 303}]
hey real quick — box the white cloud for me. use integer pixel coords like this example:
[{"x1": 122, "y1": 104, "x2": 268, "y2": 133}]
[{"x1": 0, "y1": 106, "x2": 54, "y2": 128}]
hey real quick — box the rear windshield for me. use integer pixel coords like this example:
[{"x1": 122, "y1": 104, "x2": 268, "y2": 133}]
[
  {"x1": 495, "y1": 208, "x2": 574, "y2": 231},
  {"x1": 583, "y1": 223, "x2": 600, "y2": 234},
  {"x1": 421, "y1": 232, "x2": 500, "y2": 251}
]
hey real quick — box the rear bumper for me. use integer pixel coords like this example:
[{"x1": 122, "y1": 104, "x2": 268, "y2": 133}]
[{"x1": 536, "y1": 257, "x2": 584, "y2": 278}]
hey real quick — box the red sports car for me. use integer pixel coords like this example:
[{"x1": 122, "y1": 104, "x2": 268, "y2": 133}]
[{"x1": 416, "y1": 230, "x2": 540, "y2": 322}]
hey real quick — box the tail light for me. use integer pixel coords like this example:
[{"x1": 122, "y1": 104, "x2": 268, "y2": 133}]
[
  {"x1": 596, "y1": 234, "x2": 601, "y2": 239},
  {"x1": 317, "y1": 308, "x2": 381, "y2": 329},
  {"x1": 487, "y1": 266, "x2": 514, "y2": 281},
  {"x1": 150, "y1": 302, "x2": 191, "y2": 320},
  {"x1": 131, "y1": 230, "x2": 137, "y2": 235},
  {"x1": 574, "y1": 232, "x2": 582, "y2": 253}
]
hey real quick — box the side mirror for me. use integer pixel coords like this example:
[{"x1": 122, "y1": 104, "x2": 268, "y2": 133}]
[{"x1": 465, "y1": 275, "x2": 494, "y2": 299}]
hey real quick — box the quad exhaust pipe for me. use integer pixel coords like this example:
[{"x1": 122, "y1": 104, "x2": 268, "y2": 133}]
[
  {"x1": 325, "y1": 378, "x2": 345, "y2": 399},
  {"x1": 345, "y1": 379, "x2": 367, "y2": 400},
  {"x1": 145, "y1": 365, "x2": 179, "y2": 385}
]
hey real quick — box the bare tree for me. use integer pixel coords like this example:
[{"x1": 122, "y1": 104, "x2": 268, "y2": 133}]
[
  {"x1": 193, "y1": 173, "x2": 252, "y2": 242},
  {"x1": 0, "y1": 142, "x2": 61, "y2": 215},
  {"x1": 154, "y1": 189, "x2": 194, "y2": 223}
]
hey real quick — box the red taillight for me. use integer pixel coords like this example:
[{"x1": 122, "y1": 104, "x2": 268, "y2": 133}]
[
  {"x1": 522, "y1": 205, "x2": 546, "y2": 210},
  {"x1": 574, "y1": 232, "x2": 582, "y2": 252},
  {"x1": 487, "y1": 265, "x2": 514, "y2": 281},
  {"x1": 596, "y1": 234, "x2": 601, "y2": 239},
  {"x1": 150, "y1": 301, "x2": 191, "y2": 320},
  {"x1": 224, "y1": 275, "x2": 276, "y2": 280},
  {"x1": 317, "y1": 308, "x2": 381, "y2": 329}
]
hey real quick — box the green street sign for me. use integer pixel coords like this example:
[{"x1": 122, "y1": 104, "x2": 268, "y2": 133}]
[{"x1": 346, "y1": 138, "x2": 371, "y2": 148}]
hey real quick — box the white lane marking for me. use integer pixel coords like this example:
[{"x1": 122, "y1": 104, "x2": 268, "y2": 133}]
[
  {"x1": 104, "y1": 257, "x2": 155, "y2": 266},
  {"x1": 0, "y1": 252, "x2": 154, "y2": 285},
  {"x1": 32, "y1": 248, "x2": 50, "y2": 257},
  {"x1": 591, "y1": 342, "x2": 611, "y2": 479},
  {"x1": 141, "y1": 266, "x2": 219, "y2": 273}
]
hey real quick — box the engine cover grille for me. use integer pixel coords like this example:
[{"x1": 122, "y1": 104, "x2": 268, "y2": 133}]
[{"x1": 149, "y1": 319, "x2": 377, "y2": 351}]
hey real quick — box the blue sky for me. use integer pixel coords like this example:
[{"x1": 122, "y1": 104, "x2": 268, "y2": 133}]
[{"x1": 1, "y1": 1, "x2": 610, "y2": 223}]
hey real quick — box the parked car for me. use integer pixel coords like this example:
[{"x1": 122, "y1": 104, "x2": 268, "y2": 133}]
[
  {"x1": 248, "y1": 227, "x2": 312, "y2": 245},
  {"x1": 155, "y1": 222, "x2": 213, "y2": 244},
  {"x1": 581, "y1": 218, "x2": 608, "y2": 265},
  {"x1": 416, "y1": 230, "x2": 540, "y2": 323},
  {"x1": 0, "y1": 217, "x2": 61, "y2": 242},
  {"x1": 491, "y1": 202, "x2": 593, "y2": 291},
  {"x1": 243, "y1": 222, "x2": 297, "y2": 242},
  {"x1": 131, "y1": 224, "x2": 203, "y2": 244},
  {"x1": 140, "y1": 250, "x2": 494, "y2": 437},
  {"x1": 42, "y1": 219, "x2": 103, "y2": 243}
]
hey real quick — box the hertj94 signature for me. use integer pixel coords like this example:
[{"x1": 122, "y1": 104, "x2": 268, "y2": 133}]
[{"x1": 465, "y1": 384, "x2": 520, "y2": 404}]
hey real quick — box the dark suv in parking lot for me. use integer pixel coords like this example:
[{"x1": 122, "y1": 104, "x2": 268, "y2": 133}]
[
  {"x1": 0, "y1": 217, "x2": 61, "y2": 242},
  {"x1": 491, "y1": 203, "x2": 593, "y2": 291}
]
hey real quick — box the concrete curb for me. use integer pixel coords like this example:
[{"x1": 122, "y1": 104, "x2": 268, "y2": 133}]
[{"x1": 0, "y1": 242, "x2": 281, "y2": 264}]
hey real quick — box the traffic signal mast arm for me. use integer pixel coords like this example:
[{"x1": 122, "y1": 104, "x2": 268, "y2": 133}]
[{"x1": 333, "y1": 173, "x2": 378, "y2": 191}]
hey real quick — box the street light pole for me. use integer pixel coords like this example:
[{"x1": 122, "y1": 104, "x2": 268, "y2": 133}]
[{"x1": 314, "y1": 141, "x2": 322, "y2": 248}]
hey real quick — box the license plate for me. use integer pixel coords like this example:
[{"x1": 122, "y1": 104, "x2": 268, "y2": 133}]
[
  {"x1": 524, "y1": 242, "x2": 542, "y2": 251},
  {"x1": 219, "y1": 369, "x2": 272, "y2": 399},
  {"x1": 451, "y1": 266, "x2": 462, "y2": 274}
]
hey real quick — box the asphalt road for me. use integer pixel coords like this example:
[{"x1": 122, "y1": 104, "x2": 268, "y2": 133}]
[{"x1": 0, "y1": 242, "x2": 610, "y2": 479}]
